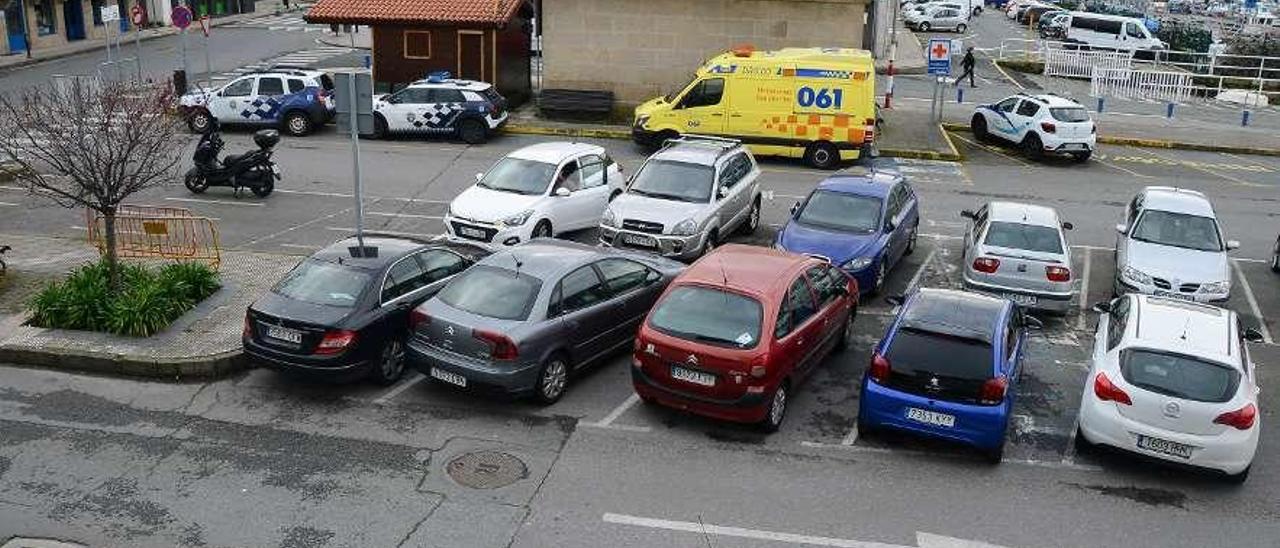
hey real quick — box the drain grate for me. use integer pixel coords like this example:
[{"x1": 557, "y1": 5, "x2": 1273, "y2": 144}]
[{"x1": 446, "y1": 450, "x2": 528, "y2": 489}]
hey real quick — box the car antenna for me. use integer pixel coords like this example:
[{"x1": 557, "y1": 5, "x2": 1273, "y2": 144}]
[
  {"x1": 508, "y1": 250, "x2": 523, "y2": 277},
  {"x1": 1180, "y1": 317, "x2": 1192, "y2": 341}
]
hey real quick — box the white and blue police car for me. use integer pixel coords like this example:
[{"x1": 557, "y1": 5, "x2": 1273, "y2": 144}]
[
  {"x1": 370, "y1": 72, "x2": 509, "y2": 144},
  {"x1": 179, "y1": 67, "x2": 336, "y2": 137}
]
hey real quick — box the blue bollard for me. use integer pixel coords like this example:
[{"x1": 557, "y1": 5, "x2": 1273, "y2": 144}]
[
  {"x1": 364, "y1": 55, "x2": 372, "y2": 69},
  {"x1": 1096, "y1": 97, "x2": 1105, "y2": 113},
  {"x1": 1166, "y1": 102, "x2": 1175, "y2": 118},
  {"x1": 957, "y1": 87, "x2": 965, "y2": 104},
  {"x1": 1242, "y1": 110, "x2": 1251, "y2": 127}
]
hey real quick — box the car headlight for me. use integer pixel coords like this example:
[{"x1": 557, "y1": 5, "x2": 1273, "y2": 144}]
[
  {"x1": 601, "y1": 207, "x2": 619, "y2": 228},
  {"x1": 843, "y1": 256, "x2": 874, "y2": 271},
  {"x1": 498, "y1": 209, "x2": 534, "y2": 228},
  {"x1": 1200, "y1": 280, "x2": 1230, "y2": 294},
  {"x1": 671, "y1": 218, "x2": 699, "y2": 236},
  {"x1": 1121, "y1": 265, "x2": 1152, "y2": 286},
  {"x1": 635, "y1": 115, "x2": 650, "y2": 128}
]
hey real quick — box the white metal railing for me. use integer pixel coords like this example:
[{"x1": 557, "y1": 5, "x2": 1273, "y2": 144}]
[
  {"x1": 1091, "y1": 67, "x2": 1194, "y2": 103},
  {"x1": 1043, "y1": 46, "x2": 1133, "y2": 79}
]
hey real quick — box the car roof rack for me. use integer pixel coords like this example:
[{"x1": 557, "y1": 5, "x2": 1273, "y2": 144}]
[{"x1": 660, "y1": 134, "x2": 741, "y2": 158}]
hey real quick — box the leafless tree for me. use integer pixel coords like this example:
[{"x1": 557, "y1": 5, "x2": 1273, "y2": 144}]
[{"x1": 0, "y1": 78, "x2": 190, "y2": 289}]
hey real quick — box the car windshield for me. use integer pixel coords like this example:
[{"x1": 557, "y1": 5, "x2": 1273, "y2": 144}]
[
  {"x1": 1130, "y1": 210, "x2": 1222, "y2": 252},
  {"x1": 1120, "y1": 349, "x2": 1240, "y2": 403},
  {"x1": 437, "y1": 265, "x2": 542, "y2": 321},
  {"x1": 272, "y1": 259, "x2": 371, "y2": 308},
  {"x1": 983, "y1": 221, "x2": 1064, "y2": 254},
  {"x1": 795, "y1": 190, "x2": 882, "y2": 234},
  {"x1": 665, "y1": 75, "x2": 697, "y2": 103},
  {"x1": 475, "y1": 157, "x2": 557, "y2": 196},
  {"x1": 887, "y1": 328, "x2": 993, "y2": 380},
  {"x1": 1050, "y1": 107, "x2": 1089, "y2": 122},
  {"x1": 648, "y1": 286, "x2": 763, "y2": 349},
  {"x1": 627, "y1": 160, "x2": 714, "y2": 203}
]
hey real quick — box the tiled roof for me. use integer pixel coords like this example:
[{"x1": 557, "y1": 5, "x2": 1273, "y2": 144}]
[{"x1": 305, "y1": 0, "x2": 523, "y2": 26}]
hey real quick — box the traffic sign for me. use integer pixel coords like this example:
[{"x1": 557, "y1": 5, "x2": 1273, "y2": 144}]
[
  {"x1": 198, "y1": 15, "x2": 210, "y2": 36},
  {"x1": 171, "y1": 5, "x2": 192, "y2": 29},
  {"x1": 101, "y1": 4, "x2": 120, "y2": 22},
  {"x1": 927, "y1": 38, "x2": 952, "y2": 75},
  {"x1": 131, "y1": 5, "x2": 146, "y2": 26}
]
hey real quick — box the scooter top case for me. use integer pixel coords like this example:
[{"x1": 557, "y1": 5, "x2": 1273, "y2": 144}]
[{"x1": 254, "y1": 129, "x2": 281, "y2": 149}]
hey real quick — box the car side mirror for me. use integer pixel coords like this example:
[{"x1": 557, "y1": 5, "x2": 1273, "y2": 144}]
[
  {"x1": 790, "y1": 202, "x2": 801, "y2": 216},
  {"x1": 1091, "y1": 302, "x2": 1112, "y2": 314},
  {"x1": 718, "y1": 186, "x2": 730, "y2": 199},
  {"x1": 645, "y1": 269, "x2": 663, "y2": 285},
  {"x1": 885, "y1": 295, "x2": 905, "y2": 306},
  {"x1": 555, "y1": 187, "x2": 572, "y2": 197},
  {"x1": 1062, "y1": 222, "x2": 1074, "y2": 231},
  {"x1": 1244, "y1": 328, "x2": 1265, "y2": 343},
  {"x1": 474, "y1": 172, "x2": 483, "y2": 182},
  {"x1": 1024, "y1": 316, "x2": 1044, "y2": 330},
  {"x1": 1115, "y1": 223, "x2": 1128, "y2": 235},
  {"x1": 1226, "y1": 240, "x2": 1240, "y2": 251},
  {"x1": 961, "y1": 209, "x2": 975, "y2": 220}
]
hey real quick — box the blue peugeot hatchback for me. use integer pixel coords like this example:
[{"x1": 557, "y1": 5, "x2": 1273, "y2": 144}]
[
  {"x1": 858, "y1": 288, "x2": 1038, "y2": 462},
  {"x1": 774, "y1": 168, "x2": 919, "y2": 295}
]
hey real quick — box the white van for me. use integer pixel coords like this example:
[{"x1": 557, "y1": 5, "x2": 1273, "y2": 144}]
[{"x1": 1062, "y1": 12, "x2": 1167, "y2": 51}]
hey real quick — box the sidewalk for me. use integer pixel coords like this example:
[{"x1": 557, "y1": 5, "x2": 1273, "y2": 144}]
[
  {"x1": 316, "y1": 27, "x2": 372, "y2": 50},
  {"x1": 0, "y1": 233, "x2": 297, "y2": 379}
]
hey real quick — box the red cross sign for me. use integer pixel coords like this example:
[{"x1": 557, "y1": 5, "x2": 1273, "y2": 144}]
[{"x1": 928, "y1": 40, "x2": 951, "y2": 61}]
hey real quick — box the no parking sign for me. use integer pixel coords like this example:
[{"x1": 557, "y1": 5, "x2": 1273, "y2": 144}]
[{"x1": 171, "y1": 5, "x2": 192, "y2": 29}]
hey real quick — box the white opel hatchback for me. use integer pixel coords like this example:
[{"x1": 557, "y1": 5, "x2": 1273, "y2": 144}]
[
  {"x1": 1077, "y1": 294, "x2": 1265, "y2": 482},
  {"x1": 445, "y1": 142, "x2": 624, "y2": 246}
]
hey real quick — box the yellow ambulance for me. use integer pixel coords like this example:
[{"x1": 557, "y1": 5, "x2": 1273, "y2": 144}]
[{"x1": 632, "y1": 46, "x2": 876, "y2": 169}]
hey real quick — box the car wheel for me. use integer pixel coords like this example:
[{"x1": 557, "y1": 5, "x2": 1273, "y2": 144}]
[
  {"x1": 1225, "y1": 465, "x2": 1251, "y2": 485},
  {"x1": 759, "y1": 382, "x2": 789, "y2": 433},
  {"x1": 187, "y1": 110, "x2": 213, "y2": 134},
  {"x1": 1022, "y1": 134, "x2": 1044, "y2": 161},
  {"x1": 183, "y1": 168, "x2": 209, "y2": 194},
  {"x1": 1073, "y1": 151, "x2": 1092, "y2": 163},
  {"x1": 918, "y1": 21, "x2": 931, "y2": 32},
  {"x1": 458, "y1": 119, "x2": 488, "y2": 145},
  {"x1": 1072, "y1": 426, "x2": 1094, "y2": 455},
  {"x1": 855, "y1": 415, "x2": 876, "y2": 440},
  {"x1": 904, "y1": 223, "x2": 919, "y2": 255},
  {"x1": 835, "y1": 306, "x2": 857, "y2": 351},
  {"x1": 369, "y1": 338, "x2": 406, "y2": 386},
  {"x1": 371, "y1": 114, "x2": 389, "y2": 139},
  {"x1": 740, "y1": 197, "x2": 761, "y2": 235},
  {"x1": 984, "y1": 440, "x2": 1005, "y2": 464},
  {"x1": 971, "y1": 115, "x2": 990, "y2": 143},
  {"x1": 284, "y1": 111, "x2": 312, "y2": 137},
  {"x1": 533, "y1": 354, "x2": 569, "y2": 405},
  {"x1": 532, "y1": 220, "x2": 553, "y2": 239},
  {"x1": 805, "y1": 141, "x2": 841, "y2": 170},
  {"x1": 956, "y1": 23, "x2": 967, "y2": 33}
]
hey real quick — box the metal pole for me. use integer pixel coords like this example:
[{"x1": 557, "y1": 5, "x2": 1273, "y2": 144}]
[
  {"x1": 105, "y1": 17, "x2": 113, "y2": 63},
  {"x1": 348, "y1": 73, "x2": 365, "y2": 250},
  {"x1": 135, "y1": 19, "x2": 143, "y2": 81},
  {"x1": 204, "y1": 28, "x2": 211, "y2": 87},
  {"x1": 181, "y1": 28, "x2": 188, "y2": 86},
  {"x1": 885, "y1": 0, "x2": 900, "y2": 109}
]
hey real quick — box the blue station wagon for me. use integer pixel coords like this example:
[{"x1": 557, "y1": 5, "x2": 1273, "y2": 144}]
[{"x1": 858, "y1": 288, "x2": 1038, "y2": 462}]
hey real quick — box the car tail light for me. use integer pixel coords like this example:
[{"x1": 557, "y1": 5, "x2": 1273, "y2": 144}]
[
  {"x1": 1093, "y1": 372, "x2": 1132, "y2": 405},
  {"x1": 864, "y1": 118, "x2": 876, "y2": 144},
  {"x1": 487, "y1": 102, "x2": 500, "y2": 116},
  {"x1": 1214, "y1": 403, "x2": 1257, "y2": 430},
  {"x1": 315, "y1": 329, "x2": 357, "y2": 355},
  {"x1": 473, "y1": 329, "x2": 518, "y2": 360},
  {"x1": 1046, "y1": 265, "x2": 1071, "y2": 282},
  {"x1": 409, "y1": 309, "x2": 431, "y2": 330},
  {"x1": 973, "y1": 257, "x2": 1000, "y2": 273},
  {"x1": 869, "y1": 353, "x2": 891, "y2": 383},
  {"x1": 980, "y1": 376, "x2": 1008, "y2": 404},
  {"x1": 1040, "y1": 121, "x2": 1056, "y2": 133}
]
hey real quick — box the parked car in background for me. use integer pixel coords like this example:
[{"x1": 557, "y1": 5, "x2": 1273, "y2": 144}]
[
  {"x1": 178, "y1": 67, "x2": 335, "y2": 136},
  {"x1": 1078, "y1": 295, "x2": 1264, "y2": 482},
  {"x1": 1114, "y1": 187, "x2": 1237, "y2": 303},
  {"x1": 1061, "y1": 12, "x2": 1168, "y2": 51},
  {"x1": 406, "y1": 240, "x2": 684, "y2": 404},
  {"x1": 775, "y1": 167, "x2": 920, "y2": 295},
  {"x1": 633, "y1": 245, "x2": 859, "y2": 432},
  {"x1": 244, "y1": 236, "x2": 490, "y2": 385},
  {"x1": 445, "y1": 142, "x2": 625, "y2": 246},
  {"x1": 970, "y1": 93, "x2": 1096, "y2": 161},
  {"x1": 910, "y1": 4, "x2": 972, "y2": 32},
  {"x1": 370, "y1": 73, "x2": 509, "y2": 143},
  {"x1": 601, "y1": 136, "x2": 761, "y2": 261},
  {"x1": 859, "y1": 288, "x2": 1038, "y2": 462},
  {"x1": 961, "y1": 201, "x2": 1076, "y2": 313}
]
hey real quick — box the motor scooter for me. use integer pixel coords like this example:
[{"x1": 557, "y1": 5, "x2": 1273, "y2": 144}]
[{"x1": 184, "y1": 123, "x2": 281, "y2": 197}]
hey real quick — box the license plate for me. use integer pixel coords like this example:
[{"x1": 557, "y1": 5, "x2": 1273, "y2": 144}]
[
  {"x1": 905, "y1": 407, "x2": 956, "y2": 428},
  {"x1": 430, "y1": 367, "x2": 468, "y2": 387},
  {"x1": 1136, "y1": 434, "x2": 1193, "y2": 459},
  {"x1": 457, "y1": 226, "x2": 487, "y2": 240},
  {"x1": 1060, "y1": 143, "x2": 1087, "y2": 151},
  {"x1": 622, "y1": 233, "x2": 656, "y2": 248},
  {"x1": 670, "y1": 365, "x2": 716, "y2": 387},
  {"x1": 1004, "y1": 292, "x2": 1038, "y2": 306},
  {"x1": 265, "y1": 325, "x2": 302, "y2": 344},
  {"x1": 1154, "y1": 290, "x2": 1194, "y2": 302}
]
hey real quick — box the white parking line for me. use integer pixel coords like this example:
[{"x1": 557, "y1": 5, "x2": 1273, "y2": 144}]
[
  {"x1": 372, "y1": 372, "x2": 426, "y2": 405},
  {"x1": 278, "y1": 243, "x2": 317, "y2": 250},
  {"x1": 324, "y1": 227, "x2": 440, "y2": 239},
  {"x1": 1076, "y1": 248, "x2": 1092, "y2": 331},
  {"x1": 799, "y1": 441, "x2": 1102, "y2": 472},
  {"x1": 892, "y1": 247, "x2": 938, "y2": 314},
  {"x1": 365, "y1": 212, "x2": 444, "y2": 220},
  {"x1": 589, "y1": 394, "x2": 640, "y2": 427},
  {"x1": 840, "y1": 424, "x2": 859, "y2": 446},
  {"x1": 602, "y1": 512, "x2": 893, "y2": 548},
  {"x1": 165, "y1": 197, "x2": 264, "y2": 207},
  {"x1": 0, "y1": 201, "x2": 17, "y2": 206},
  {"x1": 1232, "y1": 259, "x2": 1273, "y2": 344}
]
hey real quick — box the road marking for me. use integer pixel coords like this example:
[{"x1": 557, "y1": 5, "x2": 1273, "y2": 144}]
[
  {"x1": 840, "y1": 423, "x2": 859, "y2": 446},
  {"x1": 365, "y1": 212, "x2": 445, "y2": 220},
  {"x1": 946, "y1": 132, "x2": 1031, "y2": 168},
  {"x1": 580, "y1": 422, "x2": 653, "y2": 433},
  {"x1": 893, "y1": 247, "x2": 938, "y2": 314},
  {"x1": 602, "y1": 512, "x2": 900, "y2": 548},
  {"x1": 324, "y1": 226, "x2": 440, "y2": 239},
  {"x1": 165, "y1": 197, "x2": 264, "y2": 207},
  {"x1": 1217, "y1": 152, "x2": 1279, "y2": 174},
  {"x1": 585, "y1": 393, "x2": 641, "y2": 429},
  {"x1": 1094, "y1": 156, "x2": 1155, "y2": 179},
  {"x1": 274, "y1": 188, "x2": 453, "y2": 204},
  {"x1": 1076, "y1": 247, "x2": 1091, "y2": 331},
  {"x1": 1129, "y1": 147, "x2": 1265, "y2": 187},
  {"x1": 800, "y1": 441, "x2": 1103, "y2": 472},
  {"x1": 240, "y1": 204, "x2": 367, "y2": 247},
  {"x1": 372, "y1": 372, "x2": 426, "y2": 405},
  {"x1": 990, "y1": 59, "x2": 1024, "y2": 90},
  {"x1": 0, "y1": 201, "x2": 16, "y2": 206},
  {"x1": 1061, "y1": 417, "x2": 1082, "y2": 466},
  {"x1": 278, "y1": 243, "x2": 317, "y2": 250},
  {"x1": 1232, "y1": 259, "x2": 1273, "y2": 344}
]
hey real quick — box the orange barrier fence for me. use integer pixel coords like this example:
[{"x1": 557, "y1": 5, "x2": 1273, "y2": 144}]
[{"x1": 85, "y1": 205, "x2": 222, "y2": 270}]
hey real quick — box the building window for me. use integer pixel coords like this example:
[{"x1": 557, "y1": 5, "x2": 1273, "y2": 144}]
[
  {"x1": 404, "y1": 30, "x2": 432, "y2": 59},
  {"x1": 35, "y1": 0, "x2": 56, "y2": 35}
]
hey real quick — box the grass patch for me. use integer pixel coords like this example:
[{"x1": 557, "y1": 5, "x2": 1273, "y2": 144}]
[{"x1": 27, "y1": 261, "x2": 220, "y2": 337}]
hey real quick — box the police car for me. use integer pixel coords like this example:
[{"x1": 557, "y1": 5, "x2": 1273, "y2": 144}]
[
  {"x1": 179, "y1": 67, "x2": 336, "y2": 137},
  {"x1": 970, "y1": 93, "x2": 1097, "y2": 162},
  {"x1": 370, "y1": 73, "x2": 509, "y2": 144}
]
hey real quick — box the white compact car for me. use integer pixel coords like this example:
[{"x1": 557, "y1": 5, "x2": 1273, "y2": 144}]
[
  {"x1": 970, "y1": 94, "x2": 1096, "y2": 162},
  {"x1": 1114, "y1": 186, "x2": 1237, "y2": 303},
  {"x1": 444, "y1": 142, "x2": 624, "y2": 246},
  {"x1": 1077, "y1": 295, "x2": 1265, "y2": 482}
]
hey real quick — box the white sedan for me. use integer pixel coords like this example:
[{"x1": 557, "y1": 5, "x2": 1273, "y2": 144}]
[
  {"x1": 444, "y1": 142, "x2": 624, "y2": 246},
  {"x1": 1077, "y1": 294, "x2": 1264, "y2": 483}
]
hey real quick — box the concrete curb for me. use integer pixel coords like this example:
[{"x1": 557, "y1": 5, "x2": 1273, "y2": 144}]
[
  {"x1": 0, "y1": 344, "x2": 246, "y2": 381},
  {"x1": 315, "y1": 35, "x2": 371, "y2": 50},
  {"x1": 940, "y1": 122, "x2": 1280, "y2": 157}
]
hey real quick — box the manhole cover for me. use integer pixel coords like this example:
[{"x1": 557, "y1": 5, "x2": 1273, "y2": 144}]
[{"x1": 446, "y1": 450, "x2": 527, "y2": 489}]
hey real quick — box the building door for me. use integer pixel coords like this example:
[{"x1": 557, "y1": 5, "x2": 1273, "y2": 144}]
[
  {"x1": 457, "y1": 30, "x2": 485, "y2": 82},
  {"x1": 64, "y1": 0, "x2": 86, "y2": 40},
  {"x1": 5, "y1": 0, "x2": 26, "y2": 52}
]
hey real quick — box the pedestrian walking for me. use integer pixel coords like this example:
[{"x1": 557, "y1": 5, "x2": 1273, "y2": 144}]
[{"x1": 955, "y1": 47, "x2": 977, "y2": 88}]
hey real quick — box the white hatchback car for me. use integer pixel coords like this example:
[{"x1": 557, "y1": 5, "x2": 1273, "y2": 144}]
[
  {"x1": 1114, "y1": 187, "x2": 1237, "y2": 303},
  {"x1": 444, "y1": 142, "x2": 624, "y2": 246},
  {"x1": 1077, "y1": 295, "x2": 1264, "y2": 482},
  {"x1": 970, "y1": 93, "x2": 1096, "y2": 162}
]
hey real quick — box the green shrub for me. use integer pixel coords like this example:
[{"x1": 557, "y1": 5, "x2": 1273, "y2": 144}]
[{"x1": 28, "y1": 261, "x2": 220, "y2": 337}]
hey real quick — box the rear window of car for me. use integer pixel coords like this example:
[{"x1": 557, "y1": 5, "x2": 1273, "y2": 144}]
[
  {"x1": 886, "y1": 328, "x2": 993, "y2": 380},
  {"x1": 437, "y1": 265, "x2": 542, "y2": 321},
  {"x1": 272, "y1": 259, "x2": 371, "y2": 308},
  {"x1": 983, "y1": 221, "x2": 1063, "y2": 254},
  {"x1": 1120, "y1": 349, "x2": 1240, "y2": 403},
  {"x1": 648, "y1": 286, "x2": 762, "y2": 349},
  {"x1": 319, "y1": 74, "x2": 335, "y2": 91},
  {"x1": 1050, "y1": 107, "x2": 1089, "y2": 122}
]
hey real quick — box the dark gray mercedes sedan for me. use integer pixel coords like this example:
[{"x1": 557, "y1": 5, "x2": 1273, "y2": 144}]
[{"x1": 405, "y1": 239, "x2": 685, "y2": 404}]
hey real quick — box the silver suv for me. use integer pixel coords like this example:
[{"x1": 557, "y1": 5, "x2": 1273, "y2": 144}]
[{"x1": 599, "y1": 135, "x2": 762, "y2": 261}]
